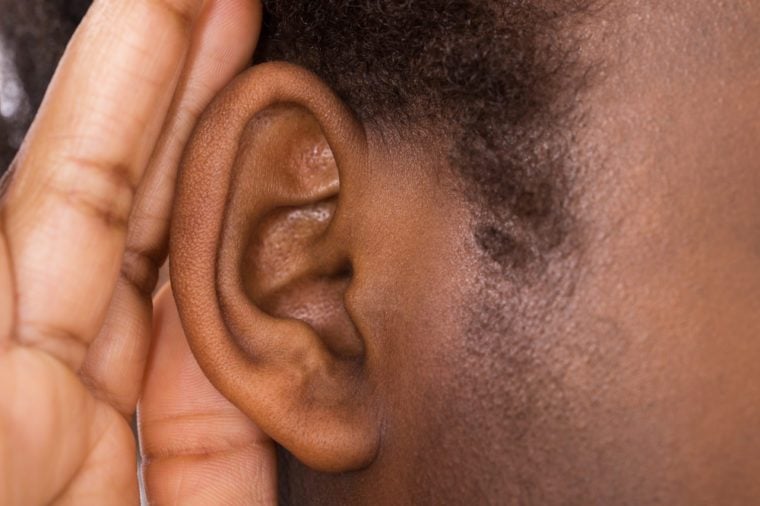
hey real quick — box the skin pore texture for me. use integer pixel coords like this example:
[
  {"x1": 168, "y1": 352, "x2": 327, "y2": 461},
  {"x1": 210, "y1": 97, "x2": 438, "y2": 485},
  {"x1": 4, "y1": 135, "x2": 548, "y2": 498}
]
[
  {"x1": 2, "y1": 0, "x2": 759, "y2": 504},
  {"x1": 166, "y1": 0, "x2": 760, "y2": 504}
]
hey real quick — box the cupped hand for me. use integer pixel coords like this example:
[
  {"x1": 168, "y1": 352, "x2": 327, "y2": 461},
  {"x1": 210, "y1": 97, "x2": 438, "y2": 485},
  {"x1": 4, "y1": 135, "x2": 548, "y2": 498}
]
[{"x1": 0, "y1": 0, "x2": 273, "y2": 503}]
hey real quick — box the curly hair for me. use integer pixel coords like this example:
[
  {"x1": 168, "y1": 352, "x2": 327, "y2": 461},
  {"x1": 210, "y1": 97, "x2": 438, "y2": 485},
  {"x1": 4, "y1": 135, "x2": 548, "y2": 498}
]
[
  {"x1": 1, "y1": 0, "x2": 592, "y2": 268},
  {"x1": 257, "y1": 1, "x2": 593, "y2": 268}
]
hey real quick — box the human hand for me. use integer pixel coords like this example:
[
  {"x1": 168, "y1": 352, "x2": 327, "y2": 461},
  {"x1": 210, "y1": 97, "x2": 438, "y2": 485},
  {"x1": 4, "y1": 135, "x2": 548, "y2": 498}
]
[{"x1": 0, "y1": 0, "x2": 273, "y2": 503}]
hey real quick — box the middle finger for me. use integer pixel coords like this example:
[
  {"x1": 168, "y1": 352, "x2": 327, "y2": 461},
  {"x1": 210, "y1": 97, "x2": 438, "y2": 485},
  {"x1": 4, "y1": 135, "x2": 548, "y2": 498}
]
[{"x1": 80, "y1": 0, "x2": 261, "y2": 414}]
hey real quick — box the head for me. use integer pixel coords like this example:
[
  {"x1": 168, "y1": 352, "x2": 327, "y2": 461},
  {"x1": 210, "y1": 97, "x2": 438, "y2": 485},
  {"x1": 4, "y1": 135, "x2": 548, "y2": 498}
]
[{"x1": 167, "y1": 0, "x2": 760, "y2": 504}]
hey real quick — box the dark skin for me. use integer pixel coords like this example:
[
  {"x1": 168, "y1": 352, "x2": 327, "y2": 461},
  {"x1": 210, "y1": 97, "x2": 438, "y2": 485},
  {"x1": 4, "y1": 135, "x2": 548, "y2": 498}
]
[{"x1": 1, "y1": 0, "x2": 759, "y2": 504}]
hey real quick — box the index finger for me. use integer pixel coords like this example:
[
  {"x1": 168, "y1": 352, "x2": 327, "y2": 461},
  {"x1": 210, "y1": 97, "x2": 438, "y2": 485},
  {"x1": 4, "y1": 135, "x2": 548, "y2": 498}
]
[{"x1": 1, "y1": 0, "x2": 204, "y2": 366}]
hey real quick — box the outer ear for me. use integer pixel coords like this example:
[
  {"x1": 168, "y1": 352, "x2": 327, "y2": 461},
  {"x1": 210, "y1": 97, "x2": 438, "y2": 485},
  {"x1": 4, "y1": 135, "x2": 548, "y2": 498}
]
[{"x1": 169, "y1": 63, "x2": 379, "y2": 472}]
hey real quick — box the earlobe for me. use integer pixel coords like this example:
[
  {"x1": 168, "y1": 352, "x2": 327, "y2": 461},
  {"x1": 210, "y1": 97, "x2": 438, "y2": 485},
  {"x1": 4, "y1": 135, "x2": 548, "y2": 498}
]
[{"x1": 169, "y1": 63, "x2": 379, "y2": 472}]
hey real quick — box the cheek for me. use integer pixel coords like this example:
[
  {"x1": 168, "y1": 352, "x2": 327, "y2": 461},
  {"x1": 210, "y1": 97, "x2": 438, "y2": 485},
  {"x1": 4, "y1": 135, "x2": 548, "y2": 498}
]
[
  {"x1": 340, "y1": 162, "x2": 501, "y2": 498},
  {"x1": 350, "y1": 181, "x2": 477, "y2": 393}
]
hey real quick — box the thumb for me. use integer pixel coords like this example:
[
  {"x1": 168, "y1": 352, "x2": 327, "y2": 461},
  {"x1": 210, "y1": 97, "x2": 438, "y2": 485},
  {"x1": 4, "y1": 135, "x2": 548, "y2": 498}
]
[{"x1": 138, "y1": 284, "x2": 277, "y2": 504}]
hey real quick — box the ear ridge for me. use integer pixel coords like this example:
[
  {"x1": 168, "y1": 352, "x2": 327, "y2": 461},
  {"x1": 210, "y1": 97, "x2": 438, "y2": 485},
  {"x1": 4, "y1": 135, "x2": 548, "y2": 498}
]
[{"x1": 170, "y1": 63, "x2": 379, "y2": 472}]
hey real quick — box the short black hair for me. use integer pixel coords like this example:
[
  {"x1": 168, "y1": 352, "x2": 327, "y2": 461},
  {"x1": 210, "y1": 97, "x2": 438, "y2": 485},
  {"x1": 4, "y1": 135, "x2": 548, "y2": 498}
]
[
  {"x1": 256, "y1": 0, "x2": 594, "y2": 269},
  {"x1": 2, "y1": 0, "x2": 592, "y2": 269}
]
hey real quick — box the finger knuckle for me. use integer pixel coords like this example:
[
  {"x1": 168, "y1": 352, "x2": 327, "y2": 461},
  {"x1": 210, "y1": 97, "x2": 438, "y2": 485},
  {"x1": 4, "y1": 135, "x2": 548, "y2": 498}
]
[
  {"x1": 121, "y1": 247, "x2": 161, "y2": 298},
  {"x1": 145, "y1": 0, "x2": 199, "y2": 35},
  {"x1": 48, "y1": 155, "x2": 137, "y2": 231},
  {"x1": 16, "y1": 321, "x2": 89, "y2": 370},
  {"x1": 79, "y1": 370, "x2": 135, "y2": 417},
  {"x1": 140, "y1": 412, "x2": 263, "y2": 461}
]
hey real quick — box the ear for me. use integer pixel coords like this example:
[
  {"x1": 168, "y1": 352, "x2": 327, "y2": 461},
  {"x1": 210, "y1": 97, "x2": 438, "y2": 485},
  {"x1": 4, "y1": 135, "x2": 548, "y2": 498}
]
[{"x1": 169, "y1": 63, "x2": 379, "y2": 472}]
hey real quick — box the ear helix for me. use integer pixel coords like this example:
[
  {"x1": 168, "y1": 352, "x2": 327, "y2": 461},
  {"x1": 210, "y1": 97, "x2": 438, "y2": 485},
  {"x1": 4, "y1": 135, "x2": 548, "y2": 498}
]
[{"x1": 169, "y1": 63, "x2": 380, "y2": 472}]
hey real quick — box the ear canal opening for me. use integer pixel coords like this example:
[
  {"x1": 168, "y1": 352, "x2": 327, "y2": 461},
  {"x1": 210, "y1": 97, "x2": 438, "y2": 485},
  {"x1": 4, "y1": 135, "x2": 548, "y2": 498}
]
[{"x1": 170, "y1": 63, "x2": 380, "y2": 472}]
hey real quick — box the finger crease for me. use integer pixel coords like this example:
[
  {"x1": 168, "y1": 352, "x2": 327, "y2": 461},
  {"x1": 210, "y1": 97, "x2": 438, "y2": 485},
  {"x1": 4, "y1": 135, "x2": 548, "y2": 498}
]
[
  {"x1": 143, "y1": 437, "x2": 271, "y2": 463},
  {"x1": 79, "y1": 372, "x2": 135, "y2": 418},
  {"x1": 144, "y1": 0, "x2": 199, "y2": 37},
  {"x1": 51, "y1": 187, "x2": 130, "y2": 231},
  {"x1": 47, "y1": 155, "x2": 137, "y2": 232},
  {"x1": 16, "y1": 321, "x2": 88, "y2": 368},
  {"x1": 121, "y1": 247, "x2": 161, "y2": 298},
  {"x1": 63, "y1": 155, "x2": 138, "y2": 192}
]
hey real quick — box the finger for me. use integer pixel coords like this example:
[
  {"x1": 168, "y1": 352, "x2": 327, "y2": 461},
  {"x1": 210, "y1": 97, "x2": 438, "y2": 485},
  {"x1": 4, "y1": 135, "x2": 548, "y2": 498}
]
[
  {"x1": 80, "y1": 0, "x2": 261, "y2": 416},
  {"x1": 2, "y1": 0, "x2": 204, "y2": 367},
  {"x1": 139, "y1": 286, "x2": 277, "y2": 505},
  {"x1": 0, "y1": 233, "x2": 12, "y2": 347}
]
